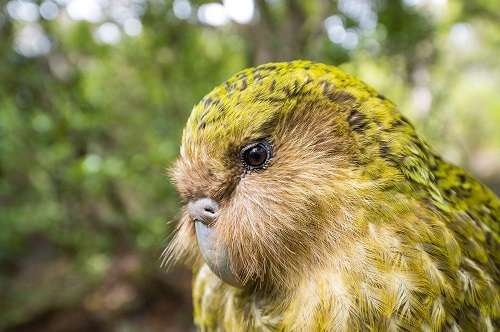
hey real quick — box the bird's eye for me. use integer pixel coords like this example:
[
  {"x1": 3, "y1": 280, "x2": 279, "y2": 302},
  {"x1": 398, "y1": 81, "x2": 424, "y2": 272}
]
[{"x1": 240, "y1": 141, "x2": 272, "y2": 171}]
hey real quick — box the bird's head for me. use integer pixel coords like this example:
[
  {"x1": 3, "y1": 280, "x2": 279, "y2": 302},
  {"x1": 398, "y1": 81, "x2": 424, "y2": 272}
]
[{"x1": 165, "y1": 61, "x2": 422, "y2": 291}]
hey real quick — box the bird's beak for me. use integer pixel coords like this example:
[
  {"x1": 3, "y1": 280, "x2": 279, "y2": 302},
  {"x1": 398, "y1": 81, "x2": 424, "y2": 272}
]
[{"x1": 194, "y1": 220, "x2": 242, "y2": 288}]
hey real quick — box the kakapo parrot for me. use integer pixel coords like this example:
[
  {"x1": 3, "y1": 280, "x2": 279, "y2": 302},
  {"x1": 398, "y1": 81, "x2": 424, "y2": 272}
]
[{"x1": 165, "y1": 61, "x2": 499, "y2": 331}]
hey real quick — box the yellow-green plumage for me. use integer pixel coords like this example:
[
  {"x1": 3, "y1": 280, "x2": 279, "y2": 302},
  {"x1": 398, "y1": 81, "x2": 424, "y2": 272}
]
[{"x1": 170, "y1": 61, "x2": 499, "y2": 331}]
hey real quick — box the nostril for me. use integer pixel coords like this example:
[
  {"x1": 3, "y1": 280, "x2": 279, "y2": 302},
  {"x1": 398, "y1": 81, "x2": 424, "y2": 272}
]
[
  {"x1": 204, "y1": 206, "x2": 215, "y2": 214},
  {"x1": 187, "y1": 197, "x2": 219, "y2": 225}
]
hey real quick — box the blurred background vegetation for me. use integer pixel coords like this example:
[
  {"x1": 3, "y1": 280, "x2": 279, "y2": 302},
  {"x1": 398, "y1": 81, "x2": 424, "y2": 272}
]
[{"x1": 0, "y1": 0, "x2": 499, "y2": 331}]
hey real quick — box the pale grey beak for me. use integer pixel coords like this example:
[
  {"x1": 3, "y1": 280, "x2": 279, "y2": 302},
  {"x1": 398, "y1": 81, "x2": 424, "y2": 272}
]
[{"x1": 188, "y1": 198, "x2": 242, "y2": 287}]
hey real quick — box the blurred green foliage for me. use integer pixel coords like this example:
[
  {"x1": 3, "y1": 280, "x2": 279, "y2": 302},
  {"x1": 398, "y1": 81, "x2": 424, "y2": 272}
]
[{"x1": 0, "y1": 0, "x2": 499, "y2": 331}]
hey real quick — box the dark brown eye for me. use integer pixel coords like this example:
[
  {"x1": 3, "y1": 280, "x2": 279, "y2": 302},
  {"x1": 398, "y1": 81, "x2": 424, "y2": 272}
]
[{"x1": 240, "y1": 141, "x2": 272, "y2": 170}]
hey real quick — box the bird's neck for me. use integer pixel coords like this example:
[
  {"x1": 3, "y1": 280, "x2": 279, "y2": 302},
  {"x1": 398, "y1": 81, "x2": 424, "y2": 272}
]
[{"x1": 192, "y1": 195, "x2": 453, "y2": 331}]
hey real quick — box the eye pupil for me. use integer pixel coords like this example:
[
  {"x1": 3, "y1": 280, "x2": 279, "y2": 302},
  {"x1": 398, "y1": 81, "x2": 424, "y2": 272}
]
[
  {"x1": 247, "y1": 146, "x2": 267, "y2": 166},
  {"x1": 241, "y1": 142, "x2": 272, "y2": 170}
]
